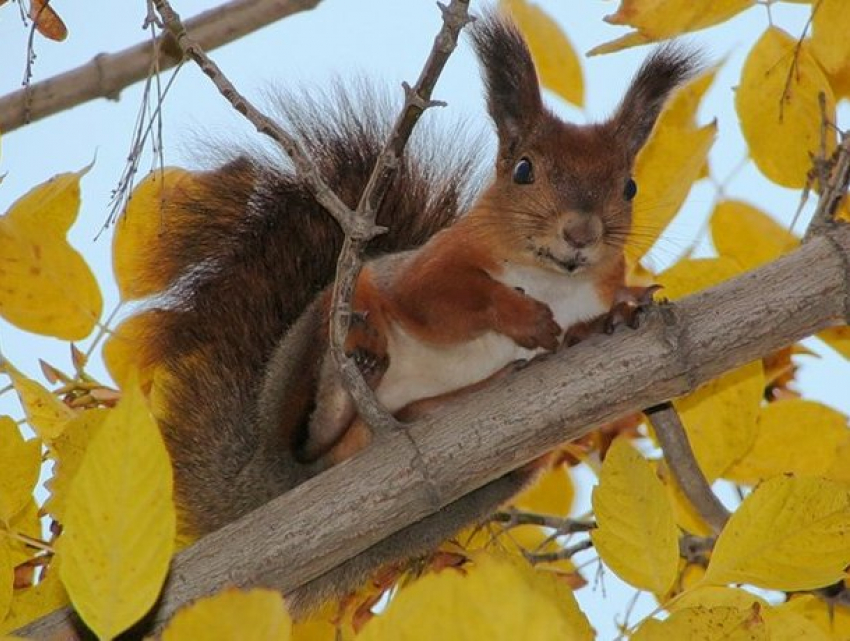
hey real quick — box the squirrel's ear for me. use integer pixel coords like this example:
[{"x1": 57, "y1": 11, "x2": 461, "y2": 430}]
[
  {"x1": 470, "y1": 12, "x2": 543, "y2": 149},
  {"x1": 613, "y1": 44, "x2": 701, "y2": 159}
]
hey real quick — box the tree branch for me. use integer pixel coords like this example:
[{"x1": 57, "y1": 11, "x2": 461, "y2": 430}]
[
  {"x1": 646, "y1": 402, "x2": 730, "y2": 533},
  {"x1": 18, "y1": 224, "x2": 850, "y2": 639},
  {"x1": 0, "y1": 0, "x2": 322, "y2": 133}
]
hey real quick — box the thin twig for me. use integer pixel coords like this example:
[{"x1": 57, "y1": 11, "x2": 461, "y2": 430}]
[
  {"x1": 150, "y1": 0, "x2": 361, "y2": 236},
  {"x1": 645, "y1": 401, "x2": 730, "y2": 533},
  {"x1": 490, "y1": 509, "x2": 596, "y2": 534},
  {"x1": 327, "y1": 0, "x2": 473, "y2": 436},
  {"x1": 803, "y1": 102, "x2": 850, "y2": 241},
  {"x1": 523, "y1": 539, "x2": 593, "y2": 564},
  {"x1": 0, "y1": 0, "x2": 323, "y2": 133}
]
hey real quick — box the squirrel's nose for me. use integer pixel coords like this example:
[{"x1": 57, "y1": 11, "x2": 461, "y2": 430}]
[{"x1": 562, "y1": 216, "x2": 602, "y2": 249}]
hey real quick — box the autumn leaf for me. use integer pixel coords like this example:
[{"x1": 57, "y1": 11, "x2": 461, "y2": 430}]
[
  {"x1": 736, "y1": 28, "x2": 835, "y2": 188},
  {"x1": 726, "y1": 400, "x2": 849, "y2": 484},
  {"x1": 0, "y1": 539, "x2": 12, "y2": 623},
  {"x1": 511, "y1": 463, "x2": 574, "y2": 516},
  {"x1": 702, "y1": 476, "x2": 850, "y2": 591},
  {"x1": 710, "y1": 200, "x2": 800, "y2": 271},
  {"x1": 818, "y1": 325, "x2": 850, "y2": 360},
  {"x1": 590, "y1": 439, "x2": 679, "y2": 594},
  {"x1": 0, "y1": 167, "x2": 102, "y2": 339},
  {"x1": 44, "y1": 409, "x2": 109, "y2": 523},
  {"x1": 629, "y1": 70, "x2": 716, "y2": 261},
  {"x1": 0, "y1": 417, "x2": 41, "y2": 525},
  {"x1": 810, "y1": 0, "x2": 850, "y2": 99},
  {"x1": 161, "y1": 588, "x2": 292, "y2": 641},
  {"x1": 632, "y1": 604, "x2": 768, "y2": 641},
  {"x1": 29, "y1": 0, "x2": 68, "y2": 41},
  {"x1": 777, "y1": 594, "x2": 850, "y2": 640},
  {"x1": 113, "y1": 168, "x2": 196, "y2": 301},
  {"x1": 359, "y1": 553, "x2": 593, "y2": 640},
  {"x1": 0, "y1": 565, "x2": 69, "y2": 635},
  {"x1": 589, "y1": 0, "x2": 755, "y2": 55},
  {"x1": 1, "y1": 360, "x2": 75, "y2": 442},
  {"x1": 57, "y1": 385, "x2": 175, "y2": 639},
  {"x1": 499, "y1": 0, "x2": 584, "y2": 107}
]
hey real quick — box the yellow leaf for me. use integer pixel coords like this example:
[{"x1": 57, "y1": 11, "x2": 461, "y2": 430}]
[
  {"x1": 102, "y1": 312, "x2": 160, "y2": 390},
  {"x1": 6, "y1": 499, "x2": 41, "y2": 567},
  {"x1": 763, "y1": 602, "x2": 833, "y2": 641},
  {"x1": 703, "y1": 476, "x2": 850, "y2": 591},
  {"x1": 0, "y1": 567, "x2": 69, "y2": 635},
  {"x1": 818, "y1": 325, "x2": 850, "y2": 359},
  {"x1": 778, "y1": 594, "x2": 850, "y2": 640},
  {"x1": 590, "y1": 439, "x2": 679, "y2": 594},
  {"x1": 0, "y1": 539, "x2": 12, "y2": 623},
  {"x1": 113, "y1": 168, "x2": 194, "y2": 301},
  {"x1": 736, "y1": 28, "x2": 836, "y2": 188},
  {"x1": 161, "y1": 588, "x2": 292, "y2": 641},
  {"x1": 44, "y1": 408, "x2": 109, "y2": 523},
  {"x1": 656, "y1": 256, "x2": 741, "y2": 300},
  {"x1": 499, "y1": 0, "x2": 583, "y2": 107},
  {"x1": 710, "y1": 200, "x2": 800, "y2": 272},
  {"x1": 0, "y1": 417, "x2": 40, "y2": 524},
  {"x1": 629, "y1": 71, "x2": 717, "y2": 261},
  {"x1": 0, "y1": 168, "x2": 102, "y2": 339},
  {"x1": 57, "y1": 385, "x2": 175, "y2": 639},
  {"x1": 511, "y1": 464, "x2": 574, "y2": 516},
  {"x1": 669, "y1": 586, "x2": 767, "y2": 612},
  {"x1": 632, "y1": 605, "x2": 768, "y2": 641},
  {"x1": 810, "y1": 0, "x2": 850, "y2": 77},
  {"x1": 1, "y1": 361, "x2": 74, "y2": 442},
  {"x1": 589, "y1": 0, "x2": 755, "y2": 54},
  {"x1": 359, "y1": 553, "x2": 593, "y2": 641},
  {"x1": 726, "y1": 400, "x2": 849, "y2": 484},
  {"x1": 674, "y1": 361, "x2": 764, "y2": 481}
]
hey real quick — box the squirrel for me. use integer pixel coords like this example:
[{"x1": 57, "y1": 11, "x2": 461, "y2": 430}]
[{"x1": 124, "y1": 11, "x2": 697, "y2": 618}]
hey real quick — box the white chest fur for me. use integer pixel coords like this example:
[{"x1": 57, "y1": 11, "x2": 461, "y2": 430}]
[{"x1": 375, "y1": 263, "x2": 608, "y2": 413}]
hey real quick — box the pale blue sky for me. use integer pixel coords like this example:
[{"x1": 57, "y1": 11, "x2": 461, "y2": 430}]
[{"x1": 0, "y1": 1, "x2": 847, "y2": 636}]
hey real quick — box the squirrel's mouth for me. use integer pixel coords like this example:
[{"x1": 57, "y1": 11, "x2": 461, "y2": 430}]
[{"x1": 539, "y1": 248, "x2": 589, "y2": 274}]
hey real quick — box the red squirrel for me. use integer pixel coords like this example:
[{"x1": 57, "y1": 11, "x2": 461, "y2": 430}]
[{"x1": 126, "y1": 12, "x2": 697, "y2": 618}]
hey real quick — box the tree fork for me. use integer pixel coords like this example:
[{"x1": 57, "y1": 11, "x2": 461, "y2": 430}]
[{"x1": 17, "y1": 224, "x2": 850, "y2": 638}]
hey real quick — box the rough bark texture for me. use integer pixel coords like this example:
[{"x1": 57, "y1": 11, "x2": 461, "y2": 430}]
[
  {"x1": 18, "y1": 224, "x2": 850, "y2": 638},
  {"x1": 0, "y1": 0, "x2": 322, "y2": 133}
]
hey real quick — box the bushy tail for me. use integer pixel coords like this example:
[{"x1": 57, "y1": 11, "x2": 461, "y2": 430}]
[{"x1": 129, "y1": 86, "x2": 484, "y2": 535}]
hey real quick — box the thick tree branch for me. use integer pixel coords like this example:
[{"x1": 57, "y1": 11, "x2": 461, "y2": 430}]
[
  {"x1": 19, "y1": 224, "x2": 850, "y2": 639},
  {"x1": 0, "y1": 0, "x2": 322, "y2": 133}
]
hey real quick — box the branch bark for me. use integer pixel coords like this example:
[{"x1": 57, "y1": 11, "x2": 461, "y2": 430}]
[
  {"x1": 18, "y1": 223, "x2": 850, "y2": 639},
  {"x1": 0, "y1": 0, "x2": 322, "y2": 133}
]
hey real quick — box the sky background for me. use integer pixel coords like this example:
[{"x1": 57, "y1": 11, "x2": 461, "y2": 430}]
[{"x1": 1, "y1": 0, "x2": 848, "y2": 637}]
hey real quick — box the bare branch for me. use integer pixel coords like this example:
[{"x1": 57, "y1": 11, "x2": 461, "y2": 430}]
[
  {"x1": 328, "y1": 0, "x2": 473, "y2": 436},
  {"x1": 0, "y1": 0, "x2": 322, "y2": 133},
  {"x1": 490, "y1": 509, "x2": 596, "y2": 534},
  {"x1": 805, "y1": 122, "x2": 850, "y2": 241},
  {"x1": 18, "y1": 225, "x2": 850, "y2": 639},
  {"x1": 646, "y1": 402, "x2": 730, "y2": 533}
]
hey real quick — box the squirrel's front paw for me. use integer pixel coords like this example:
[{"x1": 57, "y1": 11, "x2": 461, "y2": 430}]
[
  {"x1": 604, "y1": 284, "x2": 663, "y2": 333},
  {"x1": 507, "y1": 297, "x2": 561, "y2": 352}
]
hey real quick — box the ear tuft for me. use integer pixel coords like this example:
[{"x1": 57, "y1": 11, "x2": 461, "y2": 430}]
[
  {"x1": 470, "y1": 11, "x2": 543, "y2": 148},
  {"x1": 614, "y1": 43, "x2": 703, "y2": 158}
]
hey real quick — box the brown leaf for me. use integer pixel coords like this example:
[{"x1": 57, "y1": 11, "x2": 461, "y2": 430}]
[{"x1": 29, "y1": 0, "x2": 68, "y2": 42}]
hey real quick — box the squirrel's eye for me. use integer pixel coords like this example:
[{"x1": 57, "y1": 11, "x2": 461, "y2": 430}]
[
  {"x1": 623, "y1": 178, "x2": 638, "y2": 201},
  {"x1": 513, "y1": 157, "x2": 534, "y2": 185}
]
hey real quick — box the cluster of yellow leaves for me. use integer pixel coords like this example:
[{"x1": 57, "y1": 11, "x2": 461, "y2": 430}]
[
  {"x1": 593, "y1": 440, "x2": 850, "y2": 638},
  {"x1": 598, "y1": 0, "x2": 849, "y2": 189}
]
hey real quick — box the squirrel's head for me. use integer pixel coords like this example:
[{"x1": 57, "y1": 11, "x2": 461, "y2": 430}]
[{"x1": 469, "y1": 13, "x2": 700, "y2": 275}]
